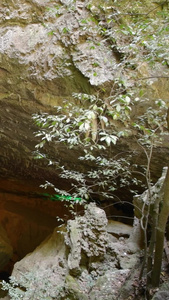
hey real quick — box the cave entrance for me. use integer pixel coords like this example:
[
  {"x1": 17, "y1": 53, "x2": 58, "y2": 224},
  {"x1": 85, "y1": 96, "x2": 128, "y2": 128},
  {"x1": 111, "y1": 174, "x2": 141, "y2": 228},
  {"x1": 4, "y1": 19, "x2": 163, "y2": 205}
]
[{"x1": 0, "y1": 178, "x2": 71, "y2": 276}]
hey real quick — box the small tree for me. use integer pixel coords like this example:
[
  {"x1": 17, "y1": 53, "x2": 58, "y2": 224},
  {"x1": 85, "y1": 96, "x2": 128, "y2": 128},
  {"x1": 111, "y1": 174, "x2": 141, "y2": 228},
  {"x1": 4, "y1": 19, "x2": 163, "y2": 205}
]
[
  {"x1": 132, "y1": 101, "x2": 168, "y2": 291},
  {"x1": 33, "y1": 91, "x2": 141, "y2": 202}
]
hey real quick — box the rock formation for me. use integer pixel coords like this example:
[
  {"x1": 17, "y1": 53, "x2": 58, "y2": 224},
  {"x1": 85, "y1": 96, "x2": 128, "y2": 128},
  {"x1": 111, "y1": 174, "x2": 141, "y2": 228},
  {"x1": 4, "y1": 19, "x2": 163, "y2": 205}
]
[
  {"x1": 0, "y1": 0, "x2": 168, "y2": 181},
  {"x1": 6, "y1": 204, "x2": 141, "y2": 300},
  {"x1": 0, "y1": 0, "x2": 168, "y2": 297},
  {"x1": 0, "y1": 178, "x2": 78, "y2": 272},
  {"x1": 0, "y1": 225, "x2": 12, "y2": 271}
]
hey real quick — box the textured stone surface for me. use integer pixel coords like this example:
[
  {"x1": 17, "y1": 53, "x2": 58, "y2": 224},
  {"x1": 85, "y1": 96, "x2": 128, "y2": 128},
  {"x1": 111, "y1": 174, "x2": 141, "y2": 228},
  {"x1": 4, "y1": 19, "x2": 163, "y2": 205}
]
[
  {"x1": 65, "y1": 203, "x2": 108, "y2": 275},
  {"x1": 0, "y1": 0, "x2": 168, "y2": 184},
  {"x1": 0, "y1": 178, "x2": 74, "y2": 271},
  {"x1": 0, "y1": 0, "x2": 116, "y2": 182},
  {"x1": 107, "y1": 220, "x2": 132, "y2": 237},
  {"x1": 134, "y1": 167, "x2": 167, "y2": 219},
  {"x1": 153, "y1": 292, "x2": 169, "y2": 300},
  {"x1": 0, "y1": 296, "x2": 10, "y2": 300},
  {"x1": 152, "y1": 282, "x2": 169, "y2": 300},
  {"x1": 0, "y1": 225, "x2": 12, "y2": 270},
  {"x1": 90, "y1": 269, "x2": 131, "y2": 300},
  {"x1": 0, "y1": 1, "x2": 168, "y2": 298},
  {"x1": 9, "y1": 204, "x2": 140, "y2": 300}
]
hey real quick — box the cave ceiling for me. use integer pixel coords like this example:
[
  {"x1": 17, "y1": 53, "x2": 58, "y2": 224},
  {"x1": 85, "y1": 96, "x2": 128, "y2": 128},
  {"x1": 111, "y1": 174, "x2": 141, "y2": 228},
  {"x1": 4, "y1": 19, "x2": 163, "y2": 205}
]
[{"x1": 0, "y1": 0, "x2": 169, "y2": 190}]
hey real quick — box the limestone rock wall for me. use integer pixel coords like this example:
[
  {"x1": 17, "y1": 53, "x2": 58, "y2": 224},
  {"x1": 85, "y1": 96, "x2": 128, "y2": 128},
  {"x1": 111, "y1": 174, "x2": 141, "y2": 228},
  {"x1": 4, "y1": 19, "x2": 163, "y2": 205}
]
[
  {"x1": 0, "y1": 0, "x2": 168, "y2": 181},
  {"x1": 0, "y1": 0, "x2": 118, "y2": 179},
  {"x1": 9, "y1": 204, "x2": 140, "y2": 300},
  {"x1": 0, "y1": 178, "x2": 75, "y2": 272},
  {"x1": 0, "y1": 225, "x2": 12, "y2": 271},
  {"x1": 0, "y1": 0, "x2": 168, "y2": 288}
]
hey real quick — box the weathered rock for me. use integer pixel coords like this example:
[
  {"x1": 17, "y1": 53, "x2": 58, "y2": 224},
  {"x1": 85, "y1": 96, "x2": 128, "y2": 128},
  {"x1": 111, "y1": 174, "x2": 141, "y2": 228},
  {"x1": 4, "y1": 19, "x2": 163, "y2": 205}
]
[
  {"x1": 127, "y1": 216, "x2": 144, "y2": 251},
  {"x1": 0, "y1": 1, "x2": 168, "y2": 296},
  {"x1": 11, "y1": 226, "x2": 67, "y2": 299},
  {"x1": 0, "y1": 0, "x2": 168, "y2": 185},
  {"x1": 6, "y1": 204, "x2": 140, "y2": 300},
  {"x1": 107, "y1": 220, "x2": 133, "y2": 237},
  {"x1": 133, "y1": 167, "x2": 168, "y2": 219},
  {"x1": 153, "y1": 291, "x2": 169, "y2": 300},
  {"x1": 0, "y1": 296, "x2": 10, "y2": 300},
  {"x1": 152, "y1": 282, "x2": 169, "y2": 300},
  {"x1": 0, "y1": 225, "x2": 12, "y2": 270},
  {"x1": 0, "y1": 178, "x2": 75, "y2": 267},
  {"x1": 0, "y1": 0, "x2": 117, "y2": 182},
  {"x1": 89, "y1": 269, "x2": 131, "y2": 300},
  {"x1": 65, "y1": 275, "x2": 89, "y2": 300},
  {"x1": 65, "y1": 203, "x2": 108, "y2": 275}
]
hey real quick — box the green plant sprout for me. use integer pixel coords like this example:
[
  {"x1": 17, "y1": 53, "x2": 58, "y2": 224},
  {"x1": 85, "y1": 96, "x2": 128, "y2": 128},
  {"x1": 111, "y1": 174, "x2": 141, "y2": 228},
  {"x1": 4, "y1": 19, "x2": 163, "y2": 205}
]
[{"x1": 41, "y1": 193, "x2": 82, "y2": 203}]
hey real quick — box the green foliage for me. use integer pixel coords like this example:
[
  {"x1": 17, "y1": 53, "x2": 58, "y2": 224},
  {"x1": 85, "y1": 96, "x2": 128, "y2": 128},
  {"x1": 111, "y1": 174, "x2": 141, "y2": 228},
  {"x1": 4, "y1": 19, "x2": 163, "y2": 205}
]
[
  {"x1": 133, "y1": 99, "x2": 168, "y2": 146},
  {"x1": 62, "y1": 27, "x2": 70, "y2": 34},
  {"x1": 32, "y1": 91, "x2": 134, "y2": 201},
  {"x1": 44, "y1": 0, "x2": 169, "y2": 78},
  {"x1": 39, "y1": 0, "x2": 168, "y2": 221},
  {"x1": 47, "y1": 31, "x2": 54, "y2": 36},
  {"x1": 86, "y1": 0, "x2": 169, "y2": 70},
  {"x1": 33, "y1": 91, "x2": 134, "y2": 151},
  {"x1": 33, "y1": 89, "x2": 168, "y2": 205},
  {"x1": 2, "y1": 0, "x2": 168, "y2": 297},
  {"x1": 41, "y1": 192, "x2": 82, "y2": 202}
]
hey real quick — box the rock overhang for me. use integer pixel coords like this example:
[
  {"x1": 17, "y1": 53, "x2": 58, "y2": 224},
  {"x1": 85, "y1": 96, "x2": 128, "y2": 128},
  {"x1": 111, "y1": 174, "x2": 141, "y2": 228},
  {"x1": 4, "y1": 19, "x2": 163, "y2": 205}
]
[{"x1": 0, "y1": 0, "x2": 168, "y2": 188}]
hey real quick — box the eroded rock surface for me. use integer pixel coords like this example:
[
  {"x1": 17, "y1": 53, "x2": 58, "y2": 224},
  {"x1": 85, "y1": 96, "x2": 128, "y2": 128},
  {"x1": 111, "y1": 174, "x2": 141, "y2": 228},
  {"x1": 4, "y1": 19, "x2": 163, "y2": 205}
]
[
  {"x1": 152, "y1": 282, "x2": 169, "y2": 300},
  {"x1": 0, "y1": 0, "x2": 168, "y2": 183},
  {"x1": 134, "y1": 167, "x2": 168, "y2": 220},
  {"x1": 0, "y1": 225, "x2": 12, "y2": 270},
  {"x1": 0, "y1": 1, "x2": 168, "y2": 299},
  {"x1": 0, "y1": 0, "x2": 116, "y2": 181},
  {"x1": 8, "y1": 204, "x2": 140, "y2": 300},
  {"x1": 65, "y1": 203, "x2": 108, "y2": 275},
  {"x1": 0, "y1": 178, "x2": 75, "y2": 272}
]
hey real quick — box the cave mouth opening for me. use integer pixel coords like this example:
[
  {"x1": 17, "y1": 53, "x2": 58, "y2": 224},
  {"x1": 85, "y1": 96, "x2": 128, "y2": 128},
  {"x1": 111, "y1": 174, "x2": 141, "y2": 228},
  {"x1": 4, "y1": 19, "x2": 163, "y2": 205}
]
[
  {"x1": 96, "y1": 186, "x2": 142, "y2": 226},
  {"x1": 0, "y1": 178, "x2": 73, "y2": 284},
  {"x1": 0, "y1": 177, "x2": 143, "y2": 286},
  {"x1": 0, "y1": 271, "x2": 10, "y2": 282},
  {"x1": 0, "y1": 270, "x2": 11, "y2": 298}
]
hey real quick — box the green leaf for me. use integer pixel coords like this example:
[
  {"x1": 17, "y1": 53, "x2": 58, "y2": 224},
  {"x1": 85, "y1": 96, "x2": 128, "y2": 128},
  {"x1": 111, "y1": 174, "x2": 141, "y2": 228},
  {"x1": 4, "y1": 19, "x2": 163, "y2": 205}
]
[
  {"x1": 62, "y1": 27, "x2": 69, "y2": 34},
  {"x1": 116, "y1": 104, "x2": 121, "y2": 112},
  {"x1": 48, "y1": 31, "x2": 54, "y2": 36}
]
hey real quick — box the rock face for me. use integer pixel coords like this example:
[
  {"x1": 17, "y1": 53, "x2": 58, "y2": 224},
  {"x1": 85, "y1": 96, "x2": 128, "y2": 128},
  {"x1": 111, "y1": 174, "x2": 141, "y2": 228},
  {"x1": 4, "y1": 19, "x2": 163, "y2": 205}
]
[
  {"x1": 0, "y1": 0, "x2": 114, "y2": 180},
  {"x1": 0, "y1": 225, "x2": 12, "y2": 270},
  {"x1": 134, "y1": 167, "x2": 168, "y2": 220},
  {"x1": 0, "y1": 1, "x2": 168, "y2": 297},
  {"x1": 0, "y1": 178, "x2": 76, "y2": 273},
  {"x1": 0, "y1": 0, "x2": 169, "y2": 182},
  {"x1": 65, "y1": 203, "x2": 108, "y2": 275},
  {"x1": 7, "y1": 204, "x2": 140, "y2": 300}
]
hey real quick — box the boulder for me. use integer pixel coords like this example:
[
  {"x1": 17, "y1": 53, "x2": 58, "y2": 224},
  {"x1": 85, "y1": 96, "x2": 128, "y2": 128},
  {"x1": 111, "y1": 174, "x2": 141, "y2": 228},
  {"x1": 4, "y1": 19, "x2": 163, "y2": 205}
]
[
  {"x1": 65, "y1": 203, "x2": 108, "y2": 275},
  {"x1": 107, "y1": 220, "x2": 133, "y2": 237},
  {"x1": 152, "y1": 282, "x2": 169, "y2": 300},
  {"x1": 7, "y1": 204, "x2": 140, "y2": 299}
]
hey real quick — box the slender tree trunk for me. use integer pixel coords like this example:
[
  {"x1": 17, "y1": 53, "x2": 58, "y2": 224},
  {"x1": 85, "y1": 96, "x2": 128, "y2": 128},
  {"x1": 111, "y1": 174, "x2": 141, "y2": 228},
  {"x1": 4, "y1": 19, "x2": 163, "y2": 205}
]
[
  {"x1": 139, "y1": 144, "x2": 153, "y2": 281},
  {"x1": 151, "y1": 167, "x2": 169, "y2": 287},
  {"x1": 147, "y1": 185, "x2": 163, "y2": 287},
  {"x1": 146, "y1": 209, "x2": 158, "y2": 286}
]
